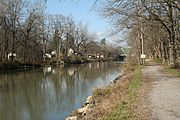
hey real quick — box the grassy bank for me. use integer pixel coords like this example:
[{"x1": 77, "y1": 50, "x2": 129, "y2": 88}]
[
  {"x1": 75, "y1": 65, "x2": 144, "y2": 120},
  {"x1": 103, "y1": 66, "x2": 142, "y2": 120},
  {"x1": 163, "y1": 67, "x2": 180, "y2": 77}
]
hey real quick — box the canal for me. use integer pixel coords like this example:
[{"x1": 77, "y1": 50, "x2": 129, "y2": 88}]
[{"x1": 0, "y1": 62, "x2": 121, "y2": 120}]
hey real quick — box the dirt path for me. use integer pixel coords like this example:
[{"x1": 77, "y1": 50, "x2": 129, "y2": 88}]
[{"x1": 142, "y1": 63, "x2": 180, "y2": 120}]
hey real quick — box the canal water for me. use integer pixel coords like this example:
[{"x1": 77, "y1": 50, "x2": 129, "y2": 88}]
[{"x1": 0, "y1": 62, "x2": 121, "y2": 120}]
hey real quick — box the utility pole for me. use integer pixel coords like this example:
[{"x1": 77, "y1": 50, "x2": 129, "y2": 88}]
[
  {"x1": 138, "y1": 1, "x2": 146, "y2": 65},
  {"x1": 140, "y1": 3, "x2": 146, "y2": 65},
  {"x1": 140, "y1": 21, "x2": 145, "y2": 65}
]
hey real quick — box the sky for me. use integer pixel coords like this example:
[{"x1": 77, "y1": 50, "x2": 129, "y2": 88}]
[{"x1": 45, "y1": 0, "x2": 108, "y2": 39}]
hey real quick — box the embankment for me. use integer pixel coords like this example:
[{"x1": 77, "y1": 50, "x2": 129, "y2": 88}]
[{"x1": 66, "y1": 65, "x2": 150, "y2": 120}]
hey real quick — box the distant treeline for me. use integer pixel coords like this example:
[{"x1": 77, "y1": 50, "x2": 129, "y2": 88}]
[{"x1": 0, "y1": 0, "x2": 123, "y2": 65}]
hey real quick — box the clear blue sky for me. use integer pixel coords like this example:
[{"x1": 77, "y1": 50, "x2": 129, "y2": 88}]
[{"x1": 45, "y1": 0, "x2": 108, "y2": 38}]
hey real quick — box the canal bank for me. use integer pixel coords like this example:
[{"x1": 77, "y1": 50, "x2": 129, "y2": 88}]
[
  {"x1": 0, "y1": 57, "x2": 116, "y2": 71},
  {"x1": 65, "y1": 65, "x2": 148, "y2": 120},
  {"x1": 66, "y1": 61, "x2": 180, "y2": 120},
  {"x1": 0, "y1": 60, "x2": 41, "y2": 71}
]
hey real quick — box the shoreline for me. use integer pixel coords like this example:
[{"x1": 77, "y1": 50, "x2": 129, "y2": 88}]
[
  {"x1": 65, "y1": 69, "x2": 127, "y2": 120},
  {"x1": 0, "y1": 59, "x2": 120, "y2": 72},
  {"x1": 66, "y1": 62, "x2": 180, "y2": 120},
  {"x1": 65, "y1": 65, "x2": 149, "y2": 120},
  {"x1": 0, "y1": 61, "x2": 41, "y2": 72}
]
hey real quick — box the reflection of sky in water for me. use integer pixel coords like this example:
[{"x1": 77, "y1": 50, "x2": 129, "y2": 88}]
[{"x1": 0, "y1": 62, "x2": 121, "y2": 120}]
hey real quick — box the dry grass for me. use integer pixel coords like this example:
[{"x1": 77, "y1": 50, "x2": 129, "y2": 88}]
[
  {"x1": 79, "y1": 65, "x2": 151, "y2": 120},
  {"x1": 81, "y1": 72, "x2": 133, "y2": 120},
  {"x1": 103, "y1": 66, "x2": 143, "y2": 120},
  {"x1": 163, "y1": 67, "x2": 180, "y2": 77}
]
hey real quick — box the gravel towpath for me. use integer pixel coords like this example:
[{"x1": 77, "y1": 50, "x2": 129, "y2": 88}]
[{"x1": 142, "y1": 63, "x2": 180, "y2": 120}]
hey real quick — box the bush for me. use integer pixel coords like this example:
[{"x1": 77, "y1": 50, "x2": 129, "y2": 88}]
[{"x1": 65, "y1": 55, "x2": 89, "y2": 64}]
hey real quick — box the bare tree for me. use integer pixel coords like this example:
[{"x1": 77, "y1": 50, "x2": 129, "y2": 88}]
[{"x1": 95, "y1": 0, "x2": 180, "y2": 68}]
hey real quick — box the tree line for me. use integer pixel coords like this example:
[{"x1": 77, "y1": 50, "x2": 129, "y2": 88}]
[
  {"x1": 95, "y1": 0, "x2": 180, "y2": 68},
  {"x1": 0, "y1": 0, "x2": 121, "y2": 65}
]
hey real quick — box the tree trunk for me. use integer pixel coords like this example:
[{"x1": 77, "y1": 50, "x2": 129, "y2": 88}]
[{"x1": 168, "y1": 1, "x2": 176, "y2": 68}]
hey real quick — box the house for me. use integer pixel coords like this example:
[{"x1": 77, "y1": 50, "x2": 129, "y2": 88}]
[
  {"x1": 100, "y1": 55, "x2": 104, "y2": 58},
  {"x1": 67, "y1": 48, "x2": 74, "y2": 57},
  {"x1": 44, "y1": 53, "x2": 52, "y2": 59},
  {"x1": 51, "y1": 51, "x2": 57, "y2": 55},
  {"x1": 8, "y1": 53, "x2": 16, "y2": 60}
]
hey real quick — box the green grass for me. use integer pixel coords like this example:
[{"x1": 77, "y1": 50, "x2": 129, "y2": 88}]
[
  {"x1": 163, "y1": 67, "x2": 180, "y2": 77},
  {"x1": 129, "y1": 66, "x2": 142, "y2": 90},
  {"x1": 102, "y1": 100, "x2": 130, "y2": 120},
  {"x1": 103, "y1": 66, "x2": 142, "y2": 120}
]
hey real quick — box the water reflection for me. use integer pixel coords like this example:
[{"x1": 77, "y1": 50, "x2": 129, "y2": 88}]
[{"x1": 0, "y1": 62, "x2": 121, "y2": 120}]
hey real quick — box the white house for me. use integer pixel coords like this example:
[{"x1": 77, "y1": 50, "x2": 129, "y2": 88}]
[
  {"x1": 8, "y1": 53, "x2": 16, "y2": 60},
  {"x1": 96, "y1": 54, "x2": 100, "y2": 58},
  {"x1": 100, "y1": 55, "x2": 104, "y2": 58},
  {"x1": 44, "y1": 53, "x2": 52, "y2": 58},
  {"x1": 67, "y1": 48, "x2": 74, "y2": 57},
  {"x1": 51, "y1": 51, "x2": 57, "y2": 55}
]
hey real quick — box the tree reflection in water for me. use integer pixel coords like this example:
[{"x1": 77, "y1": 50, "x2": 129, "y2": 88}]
[{"x1": 0, "y1": 62, "x2": 121, "y2": 120}]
